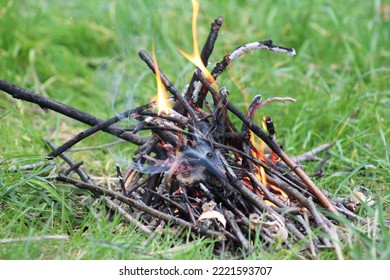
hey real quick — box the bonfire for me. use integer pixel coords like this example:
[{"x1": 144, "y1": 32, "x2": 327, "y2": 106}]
[{"x1": 0, "y1": 0, "x2": 371, "y2": 257}]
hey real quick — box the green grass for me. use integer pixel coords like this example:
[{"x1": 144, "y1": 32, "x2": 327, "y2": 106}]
[{"x1": 1, "y1": 0, "x2": 389, "y2": 259}]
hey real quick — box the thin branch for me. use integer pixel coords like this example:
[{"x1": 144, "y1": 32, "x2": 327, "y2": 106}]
[
  {"x1": 0, "y1": 235, "x2": 68, "y2": 244},
  {"x1": 184, "y1": 16, "x2": 224, "y2": 101},
  {"x1": 56, "y1": 175, "x2": 228, "y2": 239},
  {"x1": 292, "y1": 142, "x2": 333, "y2": 163},
  {"x1": 47, "y1": 102, "x2": 154, "y2": 158},
  {"x1": 0, "y1": 79, "x2": 146, "y2": 145},
  {"x1": 211, "y1": 40, "x2": 295, "y2": 78}
]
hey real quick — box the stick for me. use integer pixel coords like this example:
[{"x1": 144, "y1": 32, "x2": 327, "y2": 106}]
[
  {"x1": 292, "y1": 142, "x2": 333, "y2": 163},
  {"x1": 197, "y1": 73, "x2": 337, "y2": 214},
  {"x1": 0, "y1": 79, "x2": 146, "y2": 145},
  {"x1": 184, "y1": 17, "x2": 224, "y2": 101},
  {"x1": 68, "y1": 140, "x2": 125, "y2": 152},
  {"x1": 0, "y1": 235, "x2": 68, "y2": 244},
  {"x1": 223, "y1": 209, "x2": 250, "y2": 250},
  {"x1": 211, "y1": 40, "x2": 295, "y2": 78},
  {"x1": 227, "y1": 99, "x2": 336, "y2": 213},
  {"x1": 56, "y1": 175, "x2": 227, "y2": 239},
  {"x1": 104, "y1": 197, "x2": 151, "y2": 234},
  {"x1": 47, "y1": 102, "x2": 154, "y2": 158}
]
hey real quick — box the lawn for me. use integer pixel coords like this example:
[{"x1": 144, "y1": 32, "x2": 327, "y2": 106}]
[{"x1": 0, "y1": 0, "x2": 389, "y2": 259}]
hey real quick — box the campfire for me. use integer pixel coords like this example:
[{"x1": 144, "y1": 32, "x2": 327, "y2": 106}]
[{"x1": 0, "y1": 0, "x2": 370, "y2": 256}]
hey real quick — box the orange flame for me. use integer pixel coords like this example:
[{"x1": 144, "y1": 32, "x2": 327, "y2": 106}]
[
  {"x1": 179, "y1": 0, "x2": 214, "y2": 83},
  {"x1": 152, "y1": 47, "x2": 171, "y2": 115}
]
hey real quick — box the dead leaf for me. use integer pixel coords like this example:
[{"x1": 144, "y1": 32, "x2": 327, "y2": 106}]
[
  {"x1": 249, "y1": 213, "x2": 261, "y2": 229},
  {"x1": 198, "y1": 210, "x2": 226, "y2": 228},
  {"x1": 263, "y1": 220, "x2": 288, "y2": 241}
]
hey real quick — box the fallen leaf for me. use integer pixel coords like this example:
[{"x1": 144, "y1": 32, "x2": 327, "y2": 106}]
[{"x1": 198, "y1": 210, "x2": 226, "y2": 228}]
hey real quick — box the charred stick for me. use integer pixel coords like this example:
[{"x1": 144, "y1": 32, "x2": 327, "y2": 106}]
[
  {"x1": 211, "y1": 40, "x2": 295, "y2": 78},
  {"x1": 184, "y1": 17, "x2": 223, "y2": 104},
  {"x1": 47, "y1": 102, "x2": 154, "y2": 159},
  {"x1": 56, "y1": 175, "x2": 226, "y2": 238},
  {"x1": 115, "y1": 165, "x2": 127, "y2": 197},
  {"x1": 224, "y1": 131, "x2": 249, "y2": 142},
  {"x1": 0, "y1": 80, "x2": 146, "y2": 145},
  {"x1": 144, "y1": 189, "x2": 188, "y2": 216},
  {"x1": 185, "y1": 203, "x2": 197, "y2": 225},
  {"x1": 63, "y1": 161, "x2": 84, "y2": 177},
  {"x1": 201, "y1": 17, "x2": 224, "y2": 67},
  {"x1": 223, "y1": 209, "x2": 250, "y2": 250},
  {"x1": 311, "y1": 153, "x2": 331, "y2": 177},
  {"x1": 142, "y1": 174, "x2": 161, "y2": 206},
  {"x1": 45, "y1": 139, "x2": 92, "y2": 183}
]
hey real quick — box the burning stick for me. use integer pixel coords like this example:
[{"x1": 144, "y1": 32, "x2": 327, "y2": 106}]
[{"x1": 197, "y1": 74, "x2": 338, "y2": 214}]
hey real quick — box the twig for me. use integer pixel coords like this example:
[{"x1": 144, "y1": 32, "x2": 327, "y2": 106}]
[
  {"x1": 211, "y1": 40, "x2": 295, "y2": 78},
  {"x1": 292, "y1": 142, "x2": 333, "y2": 163},
  {"x1": 104, "y1": 197, "x2": 151, "y2": 234},
  {"x1": 140, "y1": 220, "x2": 165, "y2": 251},
  {"x1": 185, "y1": 17, "x2": 224, "y2": 102},
  {"x1": 246, "y1": 172, "x2": 286, "y2": 208},
  {"x1": 56, "y1": 175, "x2": 229, "y2": 239},
  {"x1": 223, "y1": 209, "x2": 250, "y2": 250},
  {"x1": 311, "y1": 153, "x2": 331, "y2": 177},
  {"x1": 0, "y1": 79, "x2": 146, "y2": 145},
  {"x1": 5, "y1": 161, "x2": 52, "y2": 172},
  {"x1": 47, "y1": 102, "x2": 154, "y2": 158},
  {"x1": 0, "y1": 235, "x2": 68, "y2": 244},
  {"x1": 197, "y1": 73, "x2": 337, "y2": 214},
  {"x1": 68, "y1": 140, "x2": 125, "y2": 152},
  {"x1": 45, "y1": 139, "x2": 91, "y2": 183}
]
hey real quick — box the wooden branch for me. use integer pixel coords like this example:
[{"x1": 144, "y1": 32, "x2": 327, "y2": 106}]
[
  {"x1": 184, "y1": 17, "x2": 224, "y2": 102},
  {"x1": 47, "y1": 102, "x2": 154, "y2": 158},
  {"x1": 211, "y1": 40, "x2": 295, "y2": 79},
  {"x1": 197, "y1": 74, "x2": 338, "y2": 214},
  {"x1": 56, "y1": 175, "x2": 227, "y2": 239},
  {"x1": 292, "y1": 142, "x2": 333, "y2": 163},
  {"x1": 0, "y1": 235, "x2": 68, "y2": 244},
  {"x1": 223, "y1": 209, "x2": 250, "y2": 250},
  {"x1": 0, "y1": 79, "x2": 147, "y2": 145}
]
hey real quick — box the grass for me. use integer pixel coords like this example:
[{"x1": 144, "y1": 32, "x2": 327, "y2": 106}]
[{"x1": 0, "y1": 0, "x2": 389, "y2": 259}]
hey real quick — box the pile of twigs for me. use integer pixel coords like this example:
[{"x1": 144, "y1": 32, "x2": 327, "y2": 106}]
[{"x1": 0, "y1": 16, "x2": 367, "y2": 255}]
